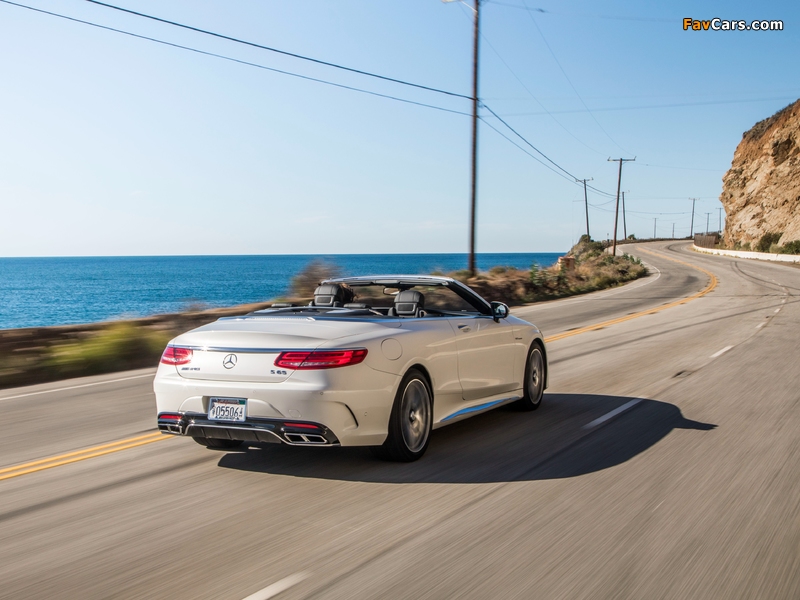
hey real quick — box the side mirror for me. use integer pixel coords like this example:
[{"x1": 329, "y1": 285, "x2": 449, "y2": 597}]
[{"x1": 490, "y1": 301, "x2": 509, "y2": 322}]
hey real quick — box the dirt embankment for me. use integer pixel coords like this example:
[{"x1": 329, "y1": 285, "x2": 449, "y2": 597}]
[{"x1": 721, "y1": 99, "x2": 800, "y2": 251}]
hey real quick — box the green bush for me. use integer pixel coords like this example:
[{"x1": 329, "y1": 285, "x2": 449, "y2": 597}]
[
  {"x1": 623, "y1": 253, "x2": 642, "y2": 265},
  {"x1": 756, "y1": 232, "x2": 783, "y2": 252},
  {"x1": 45, "y1": 324, "x2": 172, "y2": 378},
  {"x1": 778, "y1": 240, "x2": 800, "y2": 255}
]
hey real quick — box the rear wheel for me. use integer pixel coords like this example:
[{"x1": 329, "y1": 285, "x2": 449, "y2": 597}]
[
  {"x1": 374, "y1": 369, "x2": 432, "y2": 462},
  {"x1": 515, "y1": 343, "x2": 545, "y2": 411},
  {"x1": 192, "y1": 436, "x2": 243, "y2": 449}
]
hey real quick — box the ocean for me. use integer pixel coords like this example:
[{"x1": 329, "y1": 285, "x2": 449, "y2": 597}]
[{"x1": 0, "y1": 253, "x2": 562, "y2": 330}]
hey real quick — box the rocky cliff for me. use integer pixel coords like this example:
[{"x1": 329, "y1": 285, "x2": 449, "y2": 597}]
[{"x1": 720, "y1": 99, "x2": 800, "y2": 249}]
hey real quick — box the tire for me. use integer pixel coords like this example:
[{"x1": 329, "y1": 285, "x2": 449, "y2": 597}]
[
  {"x1": 374, "y1": 368, "x2": 433, "y2": 462},
  {"x1": 515, "y1": 343, "x2": 545, "y2": 411},
  {"x1": 192, "y1": 436, "x2": 243, "y2": 449}
]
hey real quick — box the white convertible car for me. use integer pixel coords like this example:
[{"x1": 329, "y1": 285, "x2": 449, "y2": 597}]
[{"x1": 155, "y1": 275, "x2": 547, "y2": 461}]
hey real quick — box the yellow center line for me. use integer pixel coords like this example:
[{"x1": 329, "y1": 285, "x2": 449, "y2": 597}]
[
  {"x1": 4, "y1": 246, "x2": 718, "y2": 483},
  {"x1": 0, "y1": 432, "x2": 170, "y2": 481},
  {"x1": 544, "y1": 247, "x2": 718, "y2": 344}
]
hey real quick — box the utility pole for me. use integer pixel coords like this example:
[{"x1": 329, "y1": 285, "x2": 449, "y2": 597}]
[
  {"x1": 621, "y1": 191, "x2": 628, "y2": 240},
  {"x1": 608, "y1": 157, "x2": 635, "y2": 256},
  {"x1": 653, "y1": 218, "x2": 657, "y2": 239},
  {"x1": 705, "y1": 212, "x2": 711, "y2": 234},
  {"x1": 443, "y1": 0, "x2": 480, "y2": 274},
  {"x1": 468, "y1": 0, "x2": 481, "y2": 275},
  {"x1": 689, "y1": 198, "x2": 697, "y2": 239},
  {"x1": 717, "y1": 207, "x2": 723, "y2": 233},
  {"x1": 577, "y1": 178, "x2": 592, "y2": 241},
  {"x1": 672, "y1": 223, "x2": 675, "y2": 238}
]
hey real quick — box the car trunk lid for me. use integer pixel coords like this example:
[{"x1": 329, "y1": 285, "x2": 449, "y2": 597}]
[{"x1": 169, "y1": 315, "x2": 396, "y2": 383}]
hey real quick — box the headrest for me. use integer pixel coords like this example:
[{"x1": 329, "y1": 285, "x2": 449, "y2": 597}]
[
  {"x1": 313, "y1": 284, "x2": 352, "y2": 307},
  {"x1": 394, "y1": 290, "x2": 424, "y2": 317}
]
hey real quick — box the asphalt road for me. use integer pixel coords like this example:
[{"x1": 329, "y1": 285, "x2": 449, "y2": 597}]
[{"x1": 1, "y1": 241, "x2": 798, "y2": 599}]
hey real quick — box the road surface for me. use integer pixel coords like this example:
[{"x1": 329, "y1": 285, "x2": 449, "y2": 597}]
[{"x1": 1, "y1": 241, "x2": 798, "y2": 599}]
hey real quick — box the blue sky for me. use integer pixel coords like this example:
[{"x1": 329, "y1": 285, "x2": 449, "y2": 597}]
[{"x1": 0, "y1": 0, "x2": 797, "y2": 256}]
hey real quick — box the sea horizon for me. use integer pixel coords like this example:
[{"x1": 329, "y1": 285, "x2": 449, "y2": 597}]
[
  {"x1": 0, "y1": 251, "x2": 566, "y2": 259},
  {"x1": 0, "y1": 252, "x2": 563, "y2": 330}
]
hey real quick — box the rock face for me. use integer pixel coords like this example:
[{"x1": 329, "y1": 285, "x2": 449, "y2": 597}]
[{"x1": 721, "y1": 99, "x2": 800, "y2": 248}]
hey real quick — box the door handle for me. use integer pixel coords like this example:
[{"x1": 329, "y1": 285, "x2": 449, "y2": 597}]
[{"x1": 457, "y1": 324, "x2": 471, "y2": 332}]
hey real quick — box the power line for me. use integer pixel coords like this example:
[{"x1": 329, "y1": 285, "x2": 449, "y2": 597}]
[
  {"x1": 520, "y1": 1, "x2": 633, "y2": 155},
  {"x1": 500, "y1": 96, "x2": 800, "y2": 116},
  {"x1": 82, "y1": 0, "x2": 471, "y2": 100},
  {"x1": 481, "y1": 104, "x2": 577, "y2": 179},
  {"x1": 0, "y1": 0, "x2": 470, "y2": 116},
  {"x1": 636, "y1": 163, "x2": 724, "y2": 172},
  {"x1": 10, "y1": 0, "x2": 693, "y2": 220},
  {"x1": 587, "y1": 203, "x2": 615, "y2": 213},
  {"x1": 6, "y1": 0, "x2": 613, "y2": 201},
  {"x1": 626, "y1": 195, "x2": 718, "y2": 201},
  {"x1": 479, "y1": 118, "x2": 580, "y2": 185},
  {"x1": 481, "y1": 103, "x2": 616, "y2": 197},
  {"x1": 487, "y1": 2, "x2": 674, "y2": 23},
  {"x1": 627, "y1": 210, "x2": 691, "y2": 215},
  {"x1": 588, "y1": 203, "x2": 692, "y2": 216},
  {"x1": 472, "y1": 12, "x2": 607, "y2": 156},
  {"x1": 481, "y1": 112, "x2": 623, "y2": 203}
]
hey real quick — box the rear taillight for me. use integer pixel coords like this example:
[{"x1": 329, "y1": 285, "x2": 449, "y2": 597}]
[
  {"x1": 274, "y1": 349, "x2": 367, "y2": 370},
  {"x1": 158, "y1": 413, "x2": 182, "y2": 421},
  {"x1": 160, "y1": 346, "x2": 193, "y2": 365}
]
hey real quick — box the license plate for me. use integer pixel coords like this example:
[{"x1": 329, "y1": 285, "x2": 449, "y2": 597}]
[{"x1": 208, "y1": 397, "x2": 246, "y2": 422}]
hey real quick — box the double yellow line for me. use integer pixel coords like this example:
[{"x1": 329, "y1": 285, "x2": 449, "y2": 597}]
[
  {"x1": 2, "y1": 246, "x2": 717, "y2": 483},
  {"x1": 544, "y1": 247, "x2": 718, "y2": 343},
  {"x1": 0, "y1": 432, "x2": 169, "y2": 482}
]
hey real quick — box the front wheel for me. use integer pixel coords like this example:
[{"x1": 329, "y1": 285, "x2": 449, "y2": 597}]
[
  {"x1": 515, "y1": 343, "x2": 545, "y2": 411},
  {"x1": 374, "y1": 369, "x2": 433, "y2": 462},
  {"x1": 192, "y1": 436, "x2": 243, "y2": 449}
]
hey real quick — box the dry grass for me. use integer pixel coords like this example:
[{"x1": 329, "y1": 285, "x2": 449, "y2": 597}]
[{"x1": 452, "y1": 239, "x2": 647, "y2": 305}]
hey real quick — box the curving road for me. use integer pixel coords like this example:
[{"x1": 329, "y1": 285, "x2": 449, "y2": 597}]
[{"x1": 1, "y1": 241, "x2": 798, "y2": 599}]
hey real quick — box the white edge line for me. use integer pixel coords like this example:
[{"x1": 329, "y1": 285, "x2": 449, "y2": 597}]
[
  {"x1": 774, "y1": 308, "x2": 781, "y2": 313},
  {"x1": 0, "y1": 373, "x2": 154, "y2": 402},
  {"x1": 582, "y1": 399, "x2": 642, "y2": 430},
  {"x1": 756, "y1": 322, "x2": 766, "y2": 329},
  {"x1": 710, "y1": 345, "x2": 734, "y2": 359},
  {"x1": 242, "y1": 572, "x2": 310, "y2": 600}
]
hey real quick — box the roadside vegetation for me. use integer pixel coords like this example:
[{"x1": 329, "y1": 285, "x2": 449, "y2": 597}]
[
  {"x1": 0, "y1": 302, "x2": 272, "y2": 390},
  {"x1": 285, "y1": 237, "x2": 647, "y2": 306},
  {"x1": 731, "y1": 232, "x2": 800, "y2": 254},
  {"x1": 0, "y1": 239, "x2": 647, "y2": 389},
  {"x1": 448, "y1": 237, "x2": 647, "y2": 305}
]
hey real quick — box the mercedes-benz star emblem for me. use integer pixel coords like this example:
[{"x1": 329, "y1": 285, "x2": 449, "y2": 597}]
[{"x1": 222, "y1": 354, "x2": 237, "y2": 369}]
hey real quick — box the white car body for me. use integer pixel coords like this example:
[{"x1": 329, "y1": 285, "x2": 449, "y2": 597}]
[{"x1": 154, "y1": 276, "x2": 547, "y2": 455}]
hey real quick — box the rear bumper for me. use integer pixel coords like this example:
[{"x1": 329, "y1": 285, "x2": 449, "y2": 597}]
[
  {"x1": 153, "y1": 362, "x2": 399, "y2": 446},
  {"x1": 158, "y1": 413, "x2": 341, "y2": 446}
]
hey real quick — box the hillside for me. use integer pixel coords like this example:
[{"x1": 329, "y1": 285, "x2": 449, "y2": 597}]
[{"x1": 720, "y1": 99, "x2": 800, "y2": 250}]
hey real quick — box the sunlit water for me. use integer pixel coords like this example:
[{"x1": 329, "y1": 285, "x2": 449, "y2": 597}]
[{"x1": 0, "y1": 253, "x2": 561, "y2": 329}]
